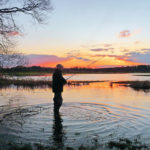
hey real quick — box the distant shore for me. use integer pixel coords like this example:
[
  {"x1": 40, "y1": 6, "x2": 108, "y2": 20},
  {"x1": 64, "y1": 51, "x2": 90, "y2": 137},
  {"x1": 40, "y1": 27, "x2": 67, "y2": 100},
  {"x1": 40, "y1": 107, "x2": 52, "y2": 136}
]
[
  {"x1": 1, "y1": 71, "x2": 150, "y2": 77},
  {"x1": 1, "y1": 65, "x2": 150, "y2": 76}
]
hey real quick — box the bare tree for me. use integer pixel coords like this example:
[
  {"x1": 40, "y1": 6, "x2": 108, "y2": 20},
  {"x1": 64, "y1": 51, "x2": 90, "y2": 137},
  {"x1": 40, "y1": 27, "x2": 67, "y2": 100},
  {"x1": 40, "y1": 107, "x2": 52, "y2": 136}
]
[{"x1": 0, "y1": 0, "x2": 52, "y2": 68}]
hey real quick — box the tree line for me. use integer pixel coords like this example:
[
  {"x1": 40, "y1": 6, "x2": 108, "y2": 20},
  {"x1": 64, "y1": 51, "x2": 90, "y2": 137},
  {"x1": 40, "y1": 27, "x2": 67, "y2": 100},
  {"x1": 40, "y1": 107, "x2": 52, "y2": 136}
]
[{"x1": 1, "y1": 65, "x2": 150, "y2": 73}]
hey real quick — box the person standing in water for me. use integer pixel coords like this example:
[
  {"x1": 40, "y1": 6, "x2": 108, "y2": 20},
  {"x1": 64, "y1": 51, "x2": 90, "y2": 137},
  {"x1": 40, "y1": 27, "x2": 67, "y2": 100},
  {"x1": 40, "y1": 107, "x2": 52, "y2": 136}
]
[{"x1": 52, "y1": 64, "x2": 67, "y2": 113}]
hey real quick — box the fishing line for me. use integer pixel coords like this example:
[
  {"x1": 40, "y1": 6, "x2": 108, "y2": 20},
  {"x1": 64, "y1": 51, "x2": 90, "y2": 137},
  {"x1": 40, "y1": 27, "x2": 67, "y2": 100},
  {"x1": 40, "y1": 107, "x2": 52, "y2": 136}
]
[
  {"x1": 66, "y1": 56, "x2": 106, "y2": 80},
  {"x1": 65, "y1": 3, "x2": 113, "y2": 80}
]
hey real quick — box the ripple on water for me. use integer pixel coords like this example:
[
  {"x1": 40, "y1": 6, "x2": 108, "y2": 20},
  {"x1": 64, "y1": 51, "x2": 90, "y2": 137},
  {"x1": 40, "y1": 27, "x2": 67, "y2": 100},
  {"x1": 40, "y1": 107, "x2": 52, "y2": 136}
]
[{"x1": 0, "y1": 102, "x2": 150, "y2": 147}]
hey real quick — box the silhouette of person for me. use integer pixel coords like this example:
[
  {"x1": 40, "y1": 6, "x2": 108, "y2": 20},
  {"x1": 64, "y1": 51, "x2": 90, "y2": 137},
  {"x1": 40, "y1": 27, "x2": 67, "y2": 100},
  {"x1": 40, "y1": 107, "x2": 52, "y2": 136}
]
[
  {"x1": 52, "y1": 111, "x2": 64, "y2": 147},
  {"x1": 52, "y1": 64, "x2": 67, "y2": 113}
]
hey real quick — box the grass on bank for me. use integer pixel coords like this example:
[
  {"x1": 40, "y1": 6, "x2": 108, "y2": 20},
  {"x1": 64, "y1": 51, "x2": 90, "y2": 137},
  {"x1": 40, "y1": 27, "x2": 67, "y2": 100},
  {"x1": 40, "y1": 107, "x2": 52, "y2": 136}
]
[
  {"x1": 0, "y1": 77, "x2": 104, "y2": 88},
  {"x1": 107, "y1": 138, "x2": 149, "y2": 150},
  {"x1": 111, "y1": 81, "x2": 150, "y2": 91},
  {"x1": 1, "y1": 138, "x2": 149, "y2": 150},
  {"x1": 0, "y1": 77, "x2": 52, "y2": 88}
]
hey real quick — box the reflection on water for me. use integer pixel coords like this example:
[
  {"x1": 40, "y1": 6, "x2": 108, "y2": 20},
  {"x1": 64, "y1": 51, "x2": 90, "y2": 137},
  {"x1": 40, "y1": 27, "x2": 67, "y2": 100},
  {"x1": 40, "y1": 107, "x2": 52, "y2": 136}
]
[
  {"x1": 10, "y1": 73, "x2": 150, "y2": 81},
  {"x1": 53, "y1": 112, "x2": 64, "y2": 147},
  {"x1": 0, "y1": 102, "x2": 150, "y2": 148},
  {"x1": 0, "y1": 74, "x2": 150, "y2": 148}
]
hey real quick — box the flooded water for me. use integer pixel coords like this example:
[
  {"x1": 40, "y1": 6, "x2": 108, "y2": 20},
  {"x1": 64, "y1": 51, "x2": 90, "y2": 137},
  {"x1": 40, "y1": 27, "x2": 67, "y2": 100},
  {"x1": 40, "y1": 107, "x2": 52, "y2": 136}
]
[
  {"x1": 11, "y1": 73, "x2": 150, "y2": 81},
  {"x1": 0, "y1": 73, "x2": 150, "y2": 149}
]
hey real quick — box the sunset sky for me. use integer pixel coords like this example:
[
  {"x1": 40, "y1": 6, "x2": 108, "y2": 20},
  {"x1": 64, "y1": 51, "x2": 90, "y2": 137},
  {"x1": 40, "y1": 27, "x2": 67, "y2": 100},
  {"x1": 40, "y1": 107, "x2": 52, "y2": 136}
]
[{"x1": 15, "y1": 0, "x2": 150, "y2": 68}]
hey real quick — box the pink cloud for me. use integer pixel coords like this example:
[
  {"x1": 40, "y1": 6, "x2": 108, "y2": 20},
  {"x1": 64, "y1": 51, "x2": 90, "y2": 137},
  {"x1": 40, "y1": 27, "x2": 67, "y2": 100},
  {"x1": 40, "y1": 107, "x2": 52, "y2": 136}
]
[
  {"x1": 118, "y1": 29, "x2": 142, "y2": 38},
  {"x1": 26, "y1": 54, "x2": 69, "y2": 66},
  {"x1": 118, "y1": 30, "x2": 131, "y2": 38},
  {"x1": 103, "y1": 44, "x2": 112, "y2": 47},
  {"x1": 135, "y1": 41, "x2": 140, "y2": 44},
  {"x1": 7, "y1": 31, "x2": 20, "y2": 36}
]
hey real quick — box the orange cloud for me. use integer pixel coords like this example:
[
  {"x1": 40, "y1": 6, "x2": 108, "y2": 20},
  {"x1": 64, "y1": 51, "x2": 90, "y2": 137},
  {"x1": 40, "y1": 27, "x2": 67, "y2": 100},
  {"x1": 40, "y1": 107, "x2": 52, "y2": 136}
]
[
  {"x1": 39, "y1": 55, "x2": 143, "y2": 68},
  {"x1": 90, "y1": 54, "x2": 143, "y2": 68},
  {"x1": 27, "y1": 53, "x2": 144, "y2": 68},
  {"x1": 39, "y1": 57, "x2": 90, "y2": 68}
]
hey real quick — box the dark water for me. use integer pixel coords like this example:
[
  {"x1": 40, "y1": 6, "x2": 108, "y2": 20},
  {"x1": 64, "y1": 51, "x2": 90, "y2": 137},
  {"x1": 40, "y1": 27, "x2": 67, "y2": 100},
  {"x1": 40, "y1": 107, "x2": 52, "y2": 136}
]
[{"x1": 0, "y1": 74, "x2": 150, "y2": 149}]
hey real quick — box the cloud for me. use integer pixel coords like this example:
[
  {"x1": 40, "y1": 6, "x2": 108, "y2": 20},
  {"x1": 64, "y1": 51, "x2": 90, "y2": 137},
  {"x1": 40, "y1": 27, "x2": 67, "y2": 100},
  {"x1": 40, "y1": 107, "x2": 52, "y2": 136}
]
[
  {"x1": 103, "y1": 44, "x2": 112, "y2": 47},
  {"x1": 81, "y1": 43, "x2": 112, "y2": 49},
  {"x1": 118, "y1": 30, "x2": 131, "y2": 38},
  {"x1": 26, "y1": 54, "x2": 69, "y2": 66},
  {"x1": 80, "y1": 44, "x2": 100, "y2": 48},
  {"x1": 26, "y1": 54, "x2": 90, "y2": 67},
  {"x1": 90, "y1": 48, "x2": 113, "y2": 52},
  {"x1": 7, "y1": 31, "x2": 20, "y2": 36},
  {"x1": 127, "y1": 52, "x2": 150, "y2": 64},
  {"x1": 66, "y1": 50, "x2": 90, "y2": 62},
  {"x1": 118, "y1": 29, "x2": 142, "y2": 38},
  {"x1": 69, "y1": 56, "x2": 90, "y2": 62},
  {"x1": 125, "y1": 48, "x2": 150, "y2": 56},
  {"x1": 135, "y1": 41, "x2": 140, "y2": 44},
  {"x1": 92, "y1": 54, "x2": 133, "y2": 62},
  {"x1": 122, "y1": 49, "x2": 129, "y2": 53},
  {"x1": 141, "y1": 49, "x2": 150, "y2": 53}
]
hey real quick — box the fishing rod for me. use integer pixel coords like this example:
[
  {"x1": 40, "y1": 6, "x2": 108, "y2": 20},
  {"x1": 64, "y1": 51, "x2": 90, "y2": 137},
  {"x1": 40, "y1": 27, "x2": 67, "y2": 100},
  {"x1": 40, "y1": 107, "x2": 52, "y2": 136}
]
[{"x1": 65, "y1": 56, "x2": 105, "y2": 80}]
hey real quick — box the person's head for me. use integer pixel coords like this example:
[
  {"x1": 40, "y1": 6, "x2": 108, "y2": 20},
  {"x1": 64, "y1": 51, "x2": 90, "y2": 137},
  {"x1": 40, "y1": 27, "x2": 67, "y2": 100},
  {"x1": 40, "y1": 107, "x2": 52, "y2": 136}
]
[{"x1": 56, "y1": 64, "x2": 64, "y2": 71}]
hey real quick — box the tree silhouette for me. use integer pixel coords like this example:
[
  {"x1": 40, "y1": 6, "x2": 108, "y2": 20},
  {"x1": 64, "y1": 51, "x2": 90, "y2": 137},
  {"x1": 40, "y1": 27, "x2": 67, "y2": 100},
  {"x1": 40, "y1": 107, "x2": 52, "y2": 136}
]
[{"x1": 0, "y1": 0, "x2": 52, "y2": 67}]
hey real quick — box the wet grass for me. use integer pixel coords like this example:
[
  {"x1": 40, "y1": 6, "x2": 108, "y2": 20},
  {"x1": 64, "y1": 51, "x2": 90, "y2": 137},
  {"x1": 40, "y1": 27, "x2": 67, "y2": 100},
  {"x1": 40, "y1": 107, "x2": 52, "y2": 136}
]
[
  {"x1": 1, "y1": 143, "x2": 100, "y2": 150},
  {"x1": 111, "y1": 81, "x2": 150, "y2": 92},
  {"x1": 8, "y1": 144, "x2": 33, "y2": 150},
  {"x1": 107, "y1": 138, "x2": 149, "y2": 150},
  {"x1": 1, "y1": 138, "x2": 149, "y2": 150}
]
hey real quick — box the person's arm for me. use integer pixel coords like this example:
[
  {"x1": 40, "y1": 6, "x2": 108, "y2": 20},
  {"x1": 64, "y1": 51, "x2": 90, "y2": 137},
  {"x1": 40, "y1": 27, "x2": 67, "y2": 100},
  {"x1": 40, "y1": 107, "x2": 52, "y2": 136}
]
[
  {"x1": 59, "y1": 74, "x2": 67, "y2": 85},
  {"x1": 57, "y1": 72, "x2": 67, "y2": 85},
  {"x1": 61, "y1": 76, "x2": 67, "y2": 85}
]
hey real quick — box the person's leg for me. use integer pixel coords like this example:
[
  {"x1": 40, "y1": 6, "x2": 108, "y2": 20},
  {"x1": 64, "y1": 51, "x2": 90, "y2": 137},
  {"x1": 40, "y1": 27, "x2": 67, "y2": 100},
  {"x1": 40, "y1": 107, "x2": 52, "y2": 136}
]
[{"x1": 53, "y1": 92, "x2": 63, "y2": 112}]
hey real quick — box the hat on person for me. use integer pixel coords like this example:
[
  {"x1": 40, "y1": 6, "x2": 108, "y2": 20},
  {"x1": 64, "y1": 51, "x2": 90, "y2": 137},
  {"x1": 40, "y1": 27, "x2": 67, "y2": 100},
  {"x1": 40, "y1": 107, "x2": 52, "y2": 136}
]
[{"x1": 56, "y1": 64, "x2": 63, "y2": 69}]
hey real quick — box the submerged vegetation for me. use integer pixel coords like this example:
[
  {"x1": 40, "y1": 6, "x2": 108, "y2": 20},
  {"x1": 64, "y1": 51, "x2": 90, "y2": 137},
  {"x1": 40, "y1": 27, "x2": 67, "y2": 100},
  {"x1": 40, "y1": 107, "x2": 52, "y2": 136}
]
[
  {"x1": 0, "y1": 77, "x2": 52, "y2": 88},
  {"x1": 0, "y1": 76, "x2": 150, "y2": 92},
  {"x1": 1, "y1": 138, "x2": 149, "y2": 150},
  {"x1": 111, "y1": 81, "x2": 150, "y2": 91},
  {"x1": 0, "y1": 77, "x2": 104, "y2": 89},
  {"x1": 107, "y1": 138, "x2": 149, "y2": 150}
]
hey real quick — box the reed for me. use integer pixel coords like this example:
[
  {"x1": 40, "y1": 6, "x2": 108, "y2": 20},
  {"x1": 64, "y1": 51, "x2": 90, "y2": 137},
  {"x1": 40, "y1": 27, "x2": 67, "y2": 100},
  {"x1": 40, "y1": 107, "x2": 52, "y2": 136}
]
[
  {"x1": 111, "y1": 81, "x2": 150, "y2": 91},
  {"x1": 0, "y1": 77, "x2": 104, "y2": 88},
  {"x1": 0, "y1": 77, "x2": 52, "y2": 88}
]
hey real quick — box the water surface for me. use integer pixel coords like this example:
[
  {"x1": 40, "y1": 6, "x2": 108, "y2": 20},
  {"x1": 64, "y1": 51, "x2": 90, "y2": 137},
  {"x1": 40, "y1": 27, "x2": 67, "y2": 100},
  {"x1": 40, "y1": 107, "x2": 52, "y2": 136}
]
[{"x1": 0, "y1": 73, "x2": 150, "y2": 149}]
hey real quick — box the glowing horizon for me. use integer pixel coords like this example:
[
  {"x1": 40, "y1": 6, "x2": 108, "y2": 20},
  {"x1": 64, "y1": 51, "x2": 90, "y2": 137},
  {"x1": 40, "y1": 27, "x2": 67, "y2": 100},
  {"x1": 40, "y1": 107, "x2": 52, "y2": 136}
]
[{"x1": 14, "y1": 0, "x2": 150, "y2": 68}]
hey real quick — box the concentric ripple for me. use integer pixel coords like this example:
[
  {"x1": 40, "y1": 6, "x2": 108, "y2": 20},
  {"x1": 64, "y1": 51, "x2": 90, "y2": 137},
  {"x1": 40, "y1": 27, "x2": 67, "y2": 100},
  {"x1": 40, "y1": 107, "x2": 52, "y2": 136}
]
[{"x1": 0, "y1": 102, "x2": 150, "y2": 147}]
